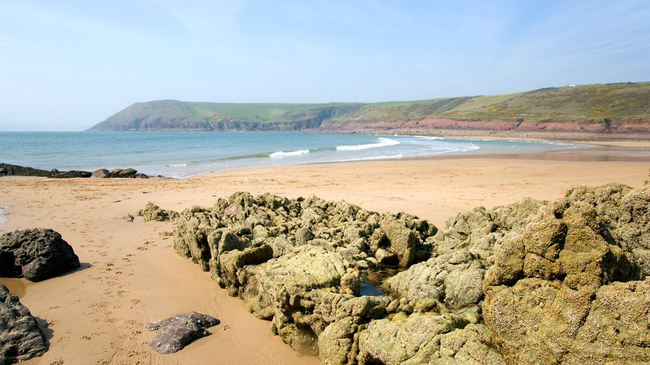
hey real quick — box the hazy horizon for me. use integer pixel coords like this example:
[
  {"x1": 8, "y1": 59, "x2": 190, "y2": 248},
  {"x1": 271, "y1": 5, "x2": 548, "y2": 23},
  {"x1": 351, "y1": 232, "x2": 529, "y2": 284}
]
[{"x1": 2, "y1": 0, "x2": 649, "y2": 131}]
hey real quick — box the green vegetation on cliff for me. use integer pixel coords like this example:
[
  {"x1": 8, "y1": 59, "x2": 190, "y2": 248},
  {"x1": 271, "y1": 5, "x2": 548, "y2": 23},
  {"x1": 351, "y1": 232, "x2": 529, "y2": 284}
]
[{"x1": 88, "y1": 81, "x2": 650, "y2": 131}]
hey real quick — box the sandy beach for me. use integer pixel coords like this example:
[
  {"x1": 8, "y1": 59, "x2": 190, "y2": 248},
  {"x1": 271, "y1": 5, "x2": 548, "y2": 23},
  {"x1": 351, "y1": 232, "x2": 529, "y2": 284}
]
[{"x1": 1, "y1": 143, "x2": 649, "y2": 365}]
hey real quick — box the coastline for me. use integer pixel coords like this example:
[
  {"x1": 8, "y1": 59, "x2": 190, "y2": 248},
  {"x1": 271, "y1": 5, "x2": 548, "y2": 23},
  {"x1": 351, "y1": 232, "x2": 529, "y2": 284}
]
[
  {"x1": 318, "y1": 127, "x2": 650, "y2": 142},
  {"x1": 1, "y1": 142, "x2": 649, "y2": 364},
  {"x1": 3, "y1": 131, "x2": 644, "y2": 178}
]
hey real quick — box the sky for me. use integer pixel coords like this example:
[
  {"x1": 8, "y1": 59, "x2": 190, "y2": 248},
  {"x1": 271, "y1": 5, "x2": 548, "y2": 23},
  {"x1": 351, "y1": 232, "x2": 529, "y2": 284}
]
[{"x1": 1, "y1": 0, "x2": 649, "y2": 131}]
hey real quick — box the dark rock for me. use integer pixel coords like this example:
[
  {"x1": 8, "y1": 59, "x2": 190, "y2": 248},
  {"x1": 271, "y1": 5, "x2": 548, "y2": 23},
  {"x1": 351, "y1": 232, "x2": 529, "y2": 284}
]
[
  {"x1": 49, "y1": 170, "x2": 92, "y2": 178},
  {"x1": 0, "y1": 163, "x2": 145, "y2": 179},
  {"x1": 0, "y1": 163, "x2": 54, "y2": 177},
  {"x1": 148, "y1": 312, "x2": 220, "y2": 354},
  {"x1": 0, "y1": 163, "x2": 91, "y2": 178},
  {"x1": 0, "y1": 283, "x2": 48, "y2": 364},
  {"x1": 0, "y1": 228, "x2": 80, "y2": 282},
  {"x1": 91, "y1": 168, "x2": 148, "y2": 179},
  {"x1": 90, "y1": 169, "x2": 110, "y2": 178}
]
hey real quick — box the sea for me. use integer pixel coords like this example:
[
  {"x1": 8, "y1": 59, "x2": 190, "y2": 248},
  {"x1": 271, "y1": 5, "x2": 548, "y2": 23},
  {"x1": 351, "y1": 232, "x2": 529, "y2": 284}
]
[{"x1": 0, "y1": 132, "x2": 586, "y2": 178}]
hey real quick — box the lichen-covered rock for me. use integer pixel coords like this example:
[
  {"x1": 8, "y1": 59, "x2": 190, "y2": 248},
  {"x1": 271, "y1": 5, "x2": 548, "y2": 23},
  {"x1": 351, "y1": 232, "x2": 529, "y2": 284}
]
[
  {"x1": 375, "y1": 247, "x2": 398, "y2": 265},
  {"x1": 443, "y1": 268, "x2": 486, "y2": 310},
  {"x1": 243, "y1": 245, "x2": 351, "y2": 322},
  {"x1": 381, "y1": 220, "x2": 417, "y2": 267},
  {"x1": 318, "y1": 316, "x2": 360, "y2": 365},
  {"x1": 0, "y1": 228, "x2": 80, "y2": 282},
  {"x1": 137, "y1": 202, "x2": 178, "y2": 222},
  {"x1": 0, "y1": 283, "x2": 48, "y2": 364},
  {"x1": 434, "y1": 323, "x2": 507, "y2": 365},
  {"x1": 482, "y1": 195, "x2": 647, "y2": 364},
  {"x1": 148, "y1": 312, "x2": 220, "y2": 354},
  {"x1": 163, "y1": 193, "x2": 447, "y2": 360},
  {"x1": 356, "y1": 309, "x2": 490, "y2": 365},
  {"x1": 217, "y1": 244, "x2": 273, "y2": 293},
  {"x1": 316, "y1": 293, "x2": 395, "y2": 364},
  {"x1": 157, "y1": 186, "x2": 650, "y2": 364},
  {"x1": 616, "y1": 187, "x2": 650, "y2": 276},
  {"x1": 172, "y1": 206, "x2": 222, "y2": 271},
  {"x1": 569, "y1": 279, "x2": 650, "y2": 363},
  {"x1": 385, "y1": 197, "x2": 542, "y2": 310}
]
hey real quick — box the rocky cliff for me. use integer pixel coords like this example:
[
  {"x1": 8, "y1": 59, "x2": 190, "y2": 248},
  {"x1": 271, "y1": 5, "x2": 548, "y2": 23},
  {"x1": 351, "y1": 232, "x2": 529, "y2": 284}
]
[{"x1": 88, "y1": 82, "x2": 650, "y2": 139}]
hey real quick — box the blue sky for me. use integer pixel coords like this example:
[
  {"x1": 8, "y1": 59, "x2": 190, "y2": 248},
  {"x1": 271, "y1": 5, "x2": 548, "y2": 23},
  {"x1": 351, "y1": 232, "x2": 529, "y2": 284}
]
[{"x1": 1, "y1": 0, "x2": 649, "y2": 131}]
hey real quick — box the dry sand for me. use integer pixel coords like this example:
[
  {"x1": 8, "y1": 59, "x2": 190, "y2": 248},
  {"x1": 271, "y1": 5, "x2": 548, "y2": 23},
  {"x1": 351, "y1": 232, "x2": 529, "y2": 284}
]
[{"x1": 1, "y1": 143, "x2": 649, "y2": 365}]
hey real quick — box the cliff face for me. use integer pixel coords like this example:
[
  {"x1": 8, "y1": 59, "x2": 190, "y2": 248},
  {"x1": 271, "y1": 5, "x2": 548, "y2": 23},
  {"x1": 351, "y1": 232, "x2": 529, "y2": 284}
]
[
  {"x1": 319, "y1": 118, "x2": 650, "y2": 135},
  {"x1": 88, "y1": 82, "x2": 650, "y2": 138},
  {"x1": 88, "y1": 100, "x2": 212, "y2": 131}
]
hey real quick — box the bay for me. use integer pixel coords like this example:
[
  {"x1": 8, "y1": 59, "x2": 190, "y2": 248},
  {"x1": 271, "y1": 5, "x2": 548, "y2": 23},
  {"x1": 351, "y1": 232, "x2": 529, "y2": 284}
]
[{"x1": 0, "y1": 132, "x2": 584, "y2": 178}]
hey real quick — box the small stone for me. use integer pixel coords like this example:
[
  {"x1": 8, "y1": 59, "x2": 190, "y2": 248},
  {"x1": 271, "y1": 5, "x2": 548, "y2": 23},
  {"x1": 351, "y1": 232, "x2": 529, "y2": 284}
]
[{"x1": 148, "y1": 312, "x2": 220, "y2": 354}]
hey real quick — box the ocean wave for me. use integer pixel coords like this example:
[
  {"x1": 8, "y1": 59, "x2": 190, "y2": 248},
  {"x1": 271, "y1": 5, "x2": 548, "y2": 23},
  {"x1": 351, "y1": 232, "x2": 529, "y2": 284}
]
[
  {"x1": 413, "y1": 136, "x2": 444, "y2": 140},
  {"x1": 414, "y1": 143, "x2": 480, "y2": 155},
  {"x1": 270, "y1": 149, "x2": 310, "y2": 158},
  {"x1": 225, "y1": 153, "x2": 271, "y2": 160},
  {"x1": 166, "y1": 163, "x2": 187, "y2": 167},
  {"x1": 336, "y1": 137, "x2": 400, "y2": 151}
]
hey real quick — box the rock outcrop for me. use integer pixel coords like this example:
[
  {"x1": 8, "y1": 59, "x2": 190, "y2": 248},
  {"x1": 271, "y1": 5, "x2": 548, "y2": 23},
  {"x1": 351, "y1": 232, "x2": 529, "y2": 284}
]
[
  {"x1": 482, "y1": 183, "x2": 650, "y2": 364},
  {"x1": 90, "y1": 168, "x2": 148, "y2": 178},
  {"x1": 0, "y1": 163, "x2": 91, "y2": 178},
  {"x1": 137, "y1": 202, "x2": 178, "y2": 222},
  {"x1": 168, "y1": 192, "x2": 438, "y2": 357},
  {"x1": 148, "y1": 312, "x2": 220, "y2": 354},
  {"x1": 0, "y1": 283, "x2": 48, "y2": 364},
  {"x1": 385, "y1": 198, "x2": 541, "y2": 309},
  {"x1": 0, "y1": 163, "x2": 148, "y2": 179},
  {"x1": 0, "y1": 228, "x2": 80, "y2": 282},
  {"x1": 156, "y1": 183, "x2": 650, "y2": 364}
]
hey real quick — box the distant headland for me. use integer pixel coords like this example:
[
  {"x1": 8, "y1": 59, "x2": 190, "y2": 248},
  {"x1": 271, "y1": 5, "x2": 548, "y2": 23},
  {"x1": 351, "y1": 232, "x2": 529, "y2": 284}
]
[{"x1": 88, "y1": 82, "x2": 650, "y2": 140}]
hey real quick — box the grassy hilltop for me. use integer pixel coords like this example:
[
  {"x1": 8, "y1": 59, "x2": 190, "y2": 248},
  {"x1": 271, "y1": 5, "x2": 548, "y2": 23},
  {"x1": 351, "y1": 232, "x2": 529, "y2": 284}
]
[{"x1": 89, "y1": 82, "x2": 650, "y2": 136}]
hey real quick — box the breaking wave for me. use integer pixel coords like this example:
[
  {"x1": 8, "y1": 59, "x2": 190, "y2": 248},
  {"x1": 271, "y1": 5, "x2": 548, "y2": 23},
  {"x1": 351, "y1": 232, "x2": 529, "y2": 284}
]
[
  {"x1": 336, "y1": 137, "x2": 400, "y2": 151},
  {"x1": 270, "y1": 149, "x2": 311, "y2": 158}
]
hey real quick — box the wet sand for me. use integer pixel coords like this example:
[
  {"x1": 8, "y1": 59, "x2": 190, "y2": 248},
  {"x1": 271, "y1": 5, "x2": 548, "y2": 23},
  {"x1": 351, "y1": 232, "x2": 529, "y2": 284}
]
[{"x1": 1, "y1": 143, "x2": 648, "y2": 365}]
